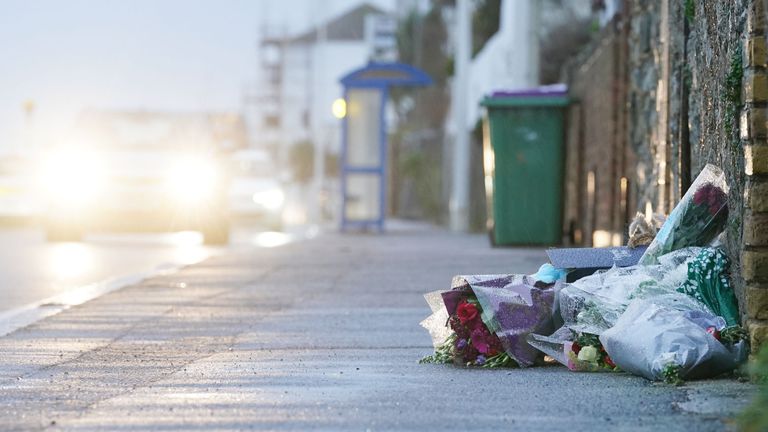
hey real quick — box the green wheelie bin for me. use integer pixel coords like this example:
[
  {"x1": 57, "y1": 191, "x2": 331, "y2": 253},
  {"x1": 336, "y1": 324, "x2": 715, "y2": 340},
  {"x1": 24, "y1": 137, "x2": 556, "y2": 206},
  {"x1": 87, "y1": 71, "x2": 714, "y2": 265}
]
[{"x1": 480, "y1": 89, "x2": 569, "y2": 245}]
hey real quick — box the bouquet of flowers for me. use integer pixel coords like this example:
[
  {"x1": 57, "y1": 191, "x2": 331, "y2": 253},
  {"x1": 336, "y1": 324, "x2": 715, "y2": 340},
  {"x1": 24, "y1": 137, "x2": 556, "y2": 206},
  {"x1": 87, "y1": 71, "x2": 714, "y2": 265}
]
[
  {"x1": 526, "y1": 328, "x2": 618, "y2": 372},
  {"x1": 420, "y1": 274, "x2": 560, "y2": 368},
  {"x1": 677, "y1": 248, "x2": 740, "y2": 327},
  {"x1": 566, "y1": 332, "x2": 617, "y2": 371},
  {"x1": 420, "y1": 294, "x2": 512, "y2": 367},
  {"x1": 599, "y1": 298, "x2": 747, "y2": 382},
  {"x1": 640, "y1": 164, "x2": 728, "y2": 265}
]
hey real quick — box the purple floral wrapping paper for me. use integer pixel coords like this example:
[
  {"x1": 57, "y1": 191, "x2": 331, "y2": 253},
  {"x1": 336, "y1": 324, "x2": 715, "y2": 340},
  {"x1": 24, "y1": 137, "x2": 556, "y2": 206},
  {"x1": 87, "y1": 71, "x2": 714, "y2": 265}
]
[{"x1": 449, "y1": 275, "x2": 560, "y2": 367}]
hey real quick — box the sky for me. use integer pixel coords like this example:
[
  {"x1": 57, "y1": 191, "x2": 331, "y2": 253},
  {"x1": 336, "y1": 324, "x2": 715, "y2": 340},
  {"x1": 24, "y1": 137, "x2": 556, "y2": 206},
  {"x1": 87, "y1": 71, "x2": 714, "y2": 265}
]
[{"x1": 0, "y1": 0, "x2": 394, "y2": 154}]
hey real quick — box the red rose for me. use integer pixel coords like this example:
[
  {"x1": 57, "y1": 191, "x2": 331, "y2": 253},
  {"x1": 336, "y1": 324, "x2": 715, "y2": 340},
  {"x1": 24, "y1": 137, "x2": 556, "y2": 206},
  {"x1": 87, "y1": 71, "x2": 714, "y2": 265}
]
[
  {"x1": 706, "y1": 326, "x2": 721, "y2": 340},
  {"x1": 456, "y1": 301, "x2": 479, "y2": 325},
  {"x1": 693, "y1": 187, "x2": 708, "y2": 205},
  {"x1": 604, "y1": 355, "x2": 615, "y2": 368},
  {"x1": 572, "y1": 341, "x2": 581, "y2": 354}
]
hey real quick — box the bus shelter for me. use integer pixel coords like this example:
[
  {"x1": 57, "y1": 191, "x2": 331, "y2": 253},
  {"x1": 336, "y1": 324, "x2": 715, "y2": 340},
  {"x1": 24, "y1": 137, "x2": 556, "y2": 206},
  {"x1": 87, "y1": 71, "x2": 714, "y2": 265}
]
[{"x1": 338, "y1": 62, "x2": 431, "y2": 232}]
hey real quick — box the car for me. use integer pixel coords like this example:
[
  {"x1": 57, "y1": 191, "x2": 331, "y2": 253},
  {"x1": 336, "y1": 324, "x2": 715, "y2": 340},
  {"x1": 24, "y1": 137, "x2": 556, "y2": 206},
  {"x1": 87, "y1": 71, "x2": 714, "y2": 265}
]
[
  {"x1": 228, "y1": 149, "x2": 284, "y2": 230},
  {"x1": 40, "y1": 111, "x2": 236, "y2": 244}
]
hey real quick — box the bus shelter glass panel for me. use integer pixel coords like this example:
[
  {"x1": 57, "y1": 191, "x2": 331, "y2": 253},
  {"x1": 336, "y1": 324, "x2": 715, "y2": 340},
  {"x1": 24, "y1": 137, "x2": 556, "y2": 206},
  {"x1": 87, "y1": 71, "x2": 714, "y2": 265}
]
[
  {"x1": 344, "y1": 173, "x2": 381, "y2": 221},
  {"x1": 346, "y1": 89, "x2": 382, "y2": 167}
]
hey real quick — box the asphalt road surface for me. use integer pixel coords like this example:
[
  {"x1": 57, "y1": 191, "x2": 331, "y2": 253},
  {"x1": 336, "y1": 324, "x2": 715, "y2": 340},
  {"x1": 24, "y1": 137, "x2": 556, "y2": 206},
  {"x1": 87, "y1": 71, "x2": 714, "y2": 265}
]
[{"x1": 0, "y1": 223, "x2": 298, "y2": 333}]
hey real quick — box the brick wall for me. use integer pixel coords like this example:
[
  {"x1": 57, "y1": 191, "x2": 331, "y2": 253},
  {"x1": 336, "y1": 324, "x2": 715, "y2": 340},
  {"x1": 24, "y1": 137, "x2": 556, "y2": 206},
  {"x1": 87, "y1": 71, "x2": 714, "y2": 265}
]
[
  {"x1": 743, "y1": 1, "x2": 768, "y2": 352},
  {"x1": 562, "y1": 18, "x2": 634, "y2": 247}
]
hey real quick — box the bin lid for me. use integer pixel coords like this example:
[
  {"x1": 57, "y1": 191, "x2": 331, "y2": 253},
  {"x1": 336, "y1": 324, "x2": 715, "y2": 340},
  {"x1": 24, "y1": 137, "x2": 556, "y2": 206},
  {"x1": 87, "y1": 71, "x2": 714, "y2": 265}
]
[{"x1": 481, "y1": 84, "x2": 569, "y2": 108}]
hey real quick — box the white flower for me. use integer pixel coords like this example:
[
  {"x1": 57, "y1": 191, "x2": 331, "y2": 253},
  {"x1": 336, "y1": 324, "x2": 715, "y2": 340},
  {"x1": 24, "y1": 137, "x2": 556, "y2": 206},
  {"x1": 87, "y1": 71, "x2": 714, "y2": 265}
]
[{"x1": 577, "y1": 345, "x2": 599, "y2": 363}]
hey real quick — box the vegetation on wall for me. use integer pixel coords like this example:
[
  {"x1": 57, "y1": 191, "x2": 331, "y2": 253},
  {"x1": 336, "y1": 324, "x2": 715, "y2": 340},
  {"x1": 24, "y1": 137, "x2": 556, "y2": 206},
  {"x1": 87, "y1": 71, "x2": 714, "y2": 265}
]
[
  {"x1": 684, "y1": 0, "x2": 695, "y2": 22},
  {"x1": 724, "y1": 49, "x2": 743, "y2": 141}
]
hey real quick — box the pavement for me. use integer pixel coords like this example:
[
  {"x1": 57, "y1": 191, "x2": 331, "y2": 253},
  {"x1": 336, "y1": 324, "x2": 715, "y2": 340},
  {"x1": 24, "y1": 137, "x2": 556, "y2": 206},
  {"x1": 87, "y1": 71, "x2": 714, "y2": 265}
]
[{"x1": 0, "y1": 224, "x2": 757, "y2": 431}]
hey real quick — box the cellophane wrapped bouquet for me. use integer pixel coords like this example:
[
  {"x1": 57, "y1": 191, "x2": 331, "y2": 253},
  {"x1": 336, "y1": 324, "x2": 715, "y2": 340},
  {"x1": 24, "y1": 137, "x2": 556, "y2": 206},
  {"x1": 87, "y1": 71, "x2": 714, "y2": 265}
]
[
  {"x1": 640, "y1": 164, "x2": 728, "y2": 265},
  {"x1": 420, "y1": 274, "x2": 560, "y2": 368}
]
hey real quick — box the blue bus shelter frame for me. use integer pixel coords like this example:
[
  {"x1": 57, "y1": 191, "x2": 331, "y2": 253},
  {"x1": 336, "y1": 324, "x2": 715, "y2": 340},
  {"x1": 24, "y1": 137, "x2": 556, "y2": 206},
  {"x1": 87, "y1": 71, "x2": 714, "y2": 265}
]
[{"x1": 339, "y1": 62, "x2": 432, "y2": 232}]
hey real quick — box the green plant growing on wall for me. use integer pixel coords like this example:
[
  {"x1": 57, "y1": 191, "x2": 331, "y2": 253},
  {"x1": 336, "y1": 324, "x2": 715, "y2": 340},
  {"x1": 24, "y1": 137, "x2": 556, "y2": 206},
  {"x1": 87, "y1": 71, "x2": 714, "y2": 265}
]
[
  {"x1": 684, "y1": 0, "x2": 695, "y2": 22},
  {"x1": 724, "y1": 49, "x2": 743, "y2": 141}
]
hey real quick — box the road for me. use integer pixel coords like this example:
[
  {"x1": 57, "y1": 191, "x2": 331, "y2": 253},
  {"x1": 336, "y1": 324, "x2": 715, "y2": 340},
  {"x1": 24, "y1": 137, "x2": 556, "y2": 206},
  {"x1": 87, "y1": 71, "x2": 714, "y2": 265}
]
[{"x1": 0, "y1": 223, "x2": 299, "y2": 334}]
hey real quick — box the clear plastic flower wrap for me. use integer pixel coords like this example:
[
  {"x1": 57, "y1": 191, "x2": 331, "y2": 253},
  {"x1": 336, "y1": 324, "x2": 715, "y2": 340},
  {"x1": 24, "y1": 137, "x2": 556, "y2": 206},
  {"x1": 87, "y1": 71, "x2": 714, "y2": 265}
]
[
  {"x1": 420, "y1": 290, "x2": 452, "y2": 349},
  {"x1": 468, "y1": 275, "x2": 561, "y2": 367},
  {"x1": 528, "y1": 327, "x2": 619, "y2": 372},
  {"x1": 559, "y1": 248, "x2": 705, "y2": 335},
  {"x1": 599, "y1": 299, "x2": 746, "y2": 381},
  {"x1": 640, "y1": 164, "x2": 729, "y2": 265}
]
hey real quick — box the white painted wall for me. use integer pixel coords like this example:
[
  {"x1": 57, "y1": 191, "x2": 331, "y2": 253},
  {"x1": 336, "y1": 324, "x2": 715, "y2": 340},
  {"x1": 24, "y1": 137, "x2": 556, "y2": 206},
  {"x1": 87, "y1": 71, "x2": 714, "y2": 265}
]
[
  {"x1": 465, "y1": 0, "x2": 539, "y2": 130},
  {"x1": 447, "y1": 0, "x2": 593, "y2": 132},
  {"x1": 257, "y1": 33, "x2": 381, "y2": 154}
]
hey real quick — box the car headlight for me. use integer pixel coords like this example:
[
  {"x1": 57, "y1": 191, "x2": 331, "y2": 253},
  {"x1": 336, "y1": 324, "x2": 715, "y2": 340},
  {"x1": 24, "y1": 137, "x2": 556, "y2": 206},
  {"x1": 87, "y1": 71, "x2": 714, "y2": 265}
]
[
  {"x1": 166, "y1": 157, "x2": 219, "y2": 203},
  {"x1": 39, "y1": 152, "x2": 105, "y2": 204},
  {"x1": 252, "y1": 188, "x2": 285, "y2": 211}
]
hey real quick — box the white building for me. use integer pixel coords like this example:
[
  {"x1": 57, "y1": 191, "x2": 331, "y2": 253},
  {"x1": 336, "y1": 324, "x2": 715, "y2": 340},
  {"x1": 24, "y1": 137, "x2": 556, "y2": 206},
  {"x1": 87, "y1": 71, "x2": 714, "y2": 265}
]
[
  {"x1": 252, "y1": 4, "x2": 397, "y2": 166},
  {"x1": 450, "y1": 0, "x2": 594, "y2": 132}
]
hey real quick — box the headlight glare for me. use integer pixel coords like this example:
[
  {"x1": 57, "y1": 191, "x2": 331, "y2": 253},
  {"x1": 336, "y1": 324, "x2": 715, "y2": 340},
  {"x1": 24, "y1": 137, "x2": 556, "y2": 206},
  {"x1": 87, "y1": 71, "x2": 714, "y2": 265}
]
[
  {"x1": 252, "y1": 189, "x2": 285, "y2": 211},
  {"x1": 166, "y1": 158, "x2": 218, "y2": 203},
  {"x1": 39, "y1": 152, "x2": 105, "y2": 203}
]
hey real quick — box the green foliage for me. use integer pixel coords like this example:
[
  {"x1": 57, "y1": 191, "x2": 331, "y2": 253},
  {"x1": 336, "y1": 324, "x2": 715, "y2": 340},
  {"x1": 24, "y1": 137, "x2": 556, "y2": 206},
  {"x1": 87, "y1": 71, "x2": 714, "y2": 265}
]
[
  {"x1": 662, "y1": 363, "x2": 685, "y2": 386},
  {"x1": 720, "y1": 326, "x2": 749, "y2": 345},
  {"x1": 683, "y1": 65, "x2": 693, "y2": 92},
  {"x1": 398, "y1": 147, "x2": 444, "y2": 221},
  {"x1": 391, "y1": 3, "x2": 450, "y2": 223},
  {"x1": 724, "y1": 49, "x2": 743, "y2": 139},
  {"x1": 738, "y1": 345, "x2": 768, "y2": 432},
  {"x1": 575, "y1": 332, "x2": 601, "y2": 348},
  {"x1": 419, "y1": 333, "x2": 457, "y2": 364},
  {"x1": 684, "y1": 0, "x2": 695, "y2": 22},
  {"x1": 395, "y1": 4, "x2": 450, "y2": 86},
  {"x1": 589, "y1": 19, "x2": 601, "y2": 34},
  {"x1": 480, "y1": 352, "x2": 518, "y2": 368}
]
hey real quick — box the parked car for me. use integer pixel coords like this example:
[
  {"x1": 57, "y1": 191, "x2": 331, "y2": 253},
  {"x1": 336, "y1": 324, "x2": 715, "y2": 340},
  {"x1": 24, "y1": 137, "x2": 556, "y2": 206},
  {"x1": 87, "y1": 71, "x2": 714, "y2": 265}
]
[{"x1": 228, "y1": 149, "x2": 284, "y2": 230}]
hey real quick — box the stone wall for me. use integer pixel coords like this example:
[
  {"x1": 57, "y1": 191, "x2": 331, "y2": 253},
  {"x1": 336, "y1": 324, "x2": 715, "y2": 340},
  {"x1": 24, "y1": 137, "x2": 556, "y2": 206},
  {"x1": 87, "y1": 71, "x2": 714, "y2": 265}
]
[
  {"x1": 629, "y1": 0, "x2": 763, "y2": 350},
  {"x1": 628, "y1": 0, "x2": 768, "y2": 351},
  {"x1": 626, "y1": 1, "x2": 661, "y2": 216},
  {"x1": 565, "y1": 0, "x2": 768, "y2": 352}
]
